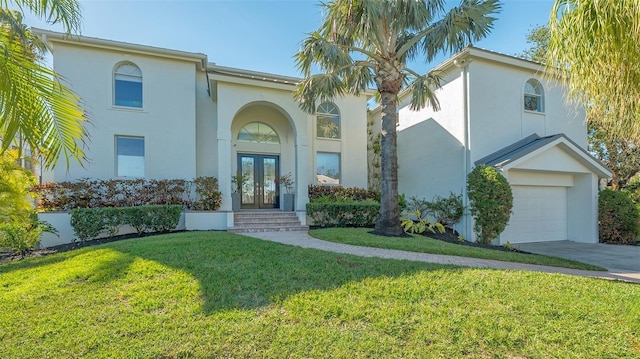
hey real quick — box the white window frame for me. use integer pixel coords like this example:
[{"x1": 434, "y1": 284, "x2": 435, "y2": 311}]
[
  {"x1": 316, "y1": 102, "x2": 341, "y2": 139},
  {"x1": 114, "y1": 62, "x2": 143, "y2": 109},
  {"x1": 316, "y1": 152, "x2": 341, "y2": 185},
  {"x1": 115, "y1": 135, "x2": 145, "y2": 178},
  {"x1": 524, "y1": 78, "x2": 544, "y2": 113}
]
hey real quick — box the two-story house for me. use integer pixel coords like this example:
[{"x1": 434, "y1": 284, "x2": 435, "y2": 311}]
[
  {"x1": 369, "y1": 47, "x2": 610, "y2": 245},
  {"x1": 35, "y1": 29, "x2": 370, "y2": 232}
]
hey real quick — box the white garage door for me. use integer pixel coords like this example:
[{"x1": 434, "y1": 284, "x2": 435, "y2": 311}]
[{"x1": 501, "y1": 186, "x2": 568, "y2": 244}]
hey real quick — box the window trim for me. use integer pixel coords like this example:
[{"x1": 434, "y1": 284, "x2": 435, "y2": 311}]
[
  {"x1": 523, "y1": 78, "x2": 545, "y2": 114},
  {"x1": 236, "y1": 122, "x2": 281, "y2": 144},
  {"x1": 115, "y1": 135, "x2": 145, "y2": 178},
  {"x1": 315, "y1": 151, "x2": 341, "y2": 185},
  {"x1": 316, "y1": 102, "x2": 341, "y2": 139},
  {"x1": 113, "y1": 62, "x2": 143, "y2": 109}
]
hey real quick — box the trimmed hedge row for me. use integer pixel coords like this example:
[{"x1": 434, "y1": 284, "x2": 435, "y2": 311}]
[
  {"x1": 70, "y1": 205, "x2": 182, "y2": 242},
  {"x1": 32, "y1": 177, "x2": 221, "y2": 212},
  {"x1": 308, "y1": 184, "x2": 379, "y2": 202},
  {"x1": 307, "y1": 200, "x2": 379, "y2": 227}
]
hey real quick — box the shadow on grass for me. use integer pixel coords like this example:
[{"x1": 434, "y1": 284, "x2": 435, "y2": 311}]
[{"x1": 1, "y1": 231, "x2": 456, "y2": 314}]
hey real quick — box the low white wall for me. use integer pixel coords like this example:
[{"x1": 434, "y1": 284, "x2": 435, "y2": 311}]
[
  {"x1": 38, "y1": 211, "x2": 190, "y2": 248},
  {"x1": 184, "y1": 211, "x2": 228, "y2": 230}
]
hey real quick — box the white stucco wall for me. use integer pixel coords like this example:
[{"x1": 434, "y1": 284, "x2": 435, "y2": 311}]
[
  {"x1": 467, "y1": 60, "x2": 587, "y2": 163},
  {"x1": 50, "y1": 43, "x2": 198, "y2": 181}
]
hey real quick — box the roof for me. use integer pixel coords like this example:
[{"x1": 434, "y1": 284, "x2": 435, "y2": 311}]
[
  {"x1": 475, "y1": 133, "x2": 611, "y2": 178},
  {"x1": 33, "y1": 28, "x2": 209, "y2": 70}
]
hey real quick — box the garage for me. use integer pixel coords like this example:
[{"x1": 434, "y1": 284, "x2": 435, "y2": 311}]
[
  {"x1": 474, "y1": 134, "x2": 612, "y2": 244},
  {"x1": 501, "y1": 185, "x2": 568, "y2": 244}
]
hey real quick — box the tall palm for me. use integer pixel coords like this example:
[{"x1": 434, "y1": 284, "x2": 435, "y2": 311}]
[
  {"x1": 295, "y1": 0, "x2": 500, "y2": 236},
  {"x1": 0, "y1": 0, "x2": 87, "y2": 169}
]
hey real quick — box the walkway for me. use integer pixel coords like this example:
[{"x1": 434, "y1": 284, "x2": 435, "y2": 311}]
[{"x1": 244, "y1": 231, "x2": 640, "y2": 284}]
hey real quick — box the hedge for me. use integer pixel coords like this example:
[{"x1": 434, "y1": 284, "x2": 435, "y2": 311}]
[
  {"x1": 598, "y1": 189, "x2": 639, "y2": 244},
  {"x1": 32, "y1": 177, "x2": 221, "y2": 212},
  {"x1": 467, "y1": 165, "x2": 513, "y2": 244},
  {"x1": 70, "y1": 205, "x2": 182, "y2": 242},
  {"x1": 307, "y1": 200, "x2": 379, "y2": 227}
]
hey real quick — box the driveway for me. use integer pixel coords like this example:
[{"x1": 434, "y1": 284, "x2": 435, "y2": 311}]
[{"x1": 515, "y1": 241, "x2": 640, "y2": 281}]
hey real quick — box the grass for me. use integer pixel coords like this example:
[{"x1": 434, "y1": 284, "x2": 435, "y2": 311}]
[
  {"x1": 1, "y1": 231, "x2": 638, "y2": 358},
  {"x1": 310, "y1": 227, "x2": 605, "y2": 271}
]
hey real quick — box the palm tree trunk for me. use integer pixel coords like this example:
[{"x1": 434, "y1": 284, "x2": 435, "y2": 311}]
[{"x1": 374, "y1": 90, "x2": 403, "y2": 236}]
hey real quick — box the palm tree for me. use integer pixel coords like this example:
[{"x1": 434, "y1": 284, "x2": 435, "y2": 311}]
[
  {"x1": 546, "y1": 0, "x2": 640, "y2": 141},
  {"x1": 294, "y1": 0, "x2": 501, "y2": 236},
  {"x1": 0, "y1": 1, "x2": 87, "y2": 169}
]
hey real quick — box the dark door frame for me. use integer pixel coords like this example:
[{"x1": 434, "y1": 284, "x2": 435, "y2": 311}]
[{"x1": 238, "y1": 153, "x2": 280, "y2": 209}]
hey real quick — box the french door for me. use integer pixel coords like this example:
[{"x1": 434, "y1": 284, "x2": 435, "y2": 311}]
[{"x1": 238, "y1": 154, "x2": 279, "y2": 209}]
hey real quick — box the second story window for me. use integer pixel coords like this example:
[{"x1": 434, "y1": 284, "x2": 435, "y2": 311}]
[
  {"x1": 316, "y1": 102, "x2": 340, "y2": 139},
  {"x1": 524, "y1": 79, "x2": 544, "y2": 113},
  {"x1": 114, "y1": 62, "x2": 142, "y2": 108}
]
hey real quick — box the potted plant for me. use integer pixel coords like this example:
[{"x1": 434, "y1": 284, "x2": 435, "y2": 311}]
[
  {"x1": 231, "y1": 171, "x2": 247, "y2": 211},
  {"x1": 276, "y1": 172, "x2": 295, "y2": 211}
]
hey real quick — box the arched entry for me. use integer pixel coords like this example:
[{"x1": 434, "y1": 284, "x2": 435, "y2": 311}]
[{"x1": 231, "y1": 103, "x2": 295, "y2": 210}]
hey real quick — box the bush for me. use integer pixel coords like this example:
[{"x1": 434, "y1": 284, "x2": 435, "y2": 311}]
[
  {"x1": 598, "y1": 189, "x2": 639, "y2": 244},
  {"x1": 32, "y1": 177, "x2": 222, "y2": 211},
  {"x1": 0, "y1": 214, "x2": 57, "y2": 257},
  {"x1": 308, "y1": 185, "x2": 379, "y2": 202},
  {"x1": 70, "y1": 205, "x2": 182, "y2": 242},
  {"x1": 405, "y1": 192, "x2": 464, "y2": 229},
  {"x1": 307, "y1": 200, "x2": 379, "y2": 227},
  {"x1": 467, "y1": 165, "x2": 513, "y2": 244}
]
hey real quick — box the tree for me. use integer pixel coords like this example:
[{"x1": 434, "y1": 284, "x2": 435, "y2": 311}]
[
  {"x1": 546, "y1": 0, "x2": 640, "y2": 141},
  {"x1": 294, "y1": 0, "x2": 500, "y2": 236},
  {"x1": 518, "y1": 24, "x2": 548, "y2": 63},
  {"x1": 0, "y1": 1, "x2": 88, "y2": 169}
]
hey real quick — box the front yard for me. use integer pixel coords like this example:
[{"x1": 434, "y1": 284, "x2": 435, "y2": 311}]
[{"x1": 1, "y1": 231, "x2": 638, "y2": 358}]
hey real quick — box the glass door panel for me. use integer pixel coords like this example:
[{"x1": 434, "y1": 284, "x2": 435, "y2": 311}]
[{"x1": 238, "y1": 154, "x2": 279, "y2": 209}]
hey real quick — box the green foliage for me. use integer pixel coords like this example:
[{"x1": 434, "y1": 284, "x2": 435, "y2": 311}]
[
  {"x1": 70, "y1": 205, "x2": 182, "y2": 242},
  {"x1": 0, "y1": 214, "x2": 57, "y2": 257},
  {"x1": 308, "y1": 184, "x2": 379, "y2": 202},
  {"x1": 306, "y1": 200, "x2": 379, "y2": 227},
  {"x1": 519, "y1": 24, "x2": 549, "y2": 62},
  {"x1": 401, "y1": 210, "x2": 445, "y2": 235},
  {"x1": 191, "y1": 176, "x2": 223, "y2": 210},
  {"x1": 0, "y1": 150, "x2": 36, "y2": 221},
  {"x1": 467, "y1": 165, "x2": 513, "y2": 244},
  {"x1": 32, "y1": 177, "x2": 222, "y2": 211},
  {"x1": 405, "y1": 192, "x2": 464, "y2": 229},
  {"x1": 598, "y1": 189, "x2": 639, "y2": 245}
]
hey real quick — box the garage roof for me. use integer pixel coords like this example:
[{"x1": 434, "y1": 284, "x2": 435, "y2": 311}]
[{"x1": 475, "y1": 133, "x2": 612, "y2": 178}]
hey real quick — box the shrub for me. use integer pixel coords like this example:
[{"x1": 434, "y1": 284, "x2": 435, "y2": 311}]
[
  {"x1": 467, "y1": 165, "x2": 513, "y2": 244},
  {"x1": 191, "y1": 176, "x2": 223, "y2": 210},
  {"x1": 0, "y1": 214, "x2": 57, "y2": 257},
  {"x1": 404, "y1": 192, "x2": 464, "y2": 229},
  {"x1": 401, "y1": 210, "x2": 445, "y2": 235},
  {"x1": 598, "y1": 189, "x2": 639, "y2": 244},
  {"x1": 70, "y1": 205, "x2": 182, "y2": 242},
  {"x1": 308, "y1": 185, "x2": 379, "y2": 202},
  {"x1": 32, "y1": 177, "x2": 222, "y2": 211},
  {"x1": 307, "y1": 200, "x2": 379, "y2": 227}
]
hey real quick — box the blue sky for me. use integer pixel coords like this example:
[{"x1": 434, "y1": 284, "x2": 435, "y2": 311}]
[{"x1": 25, "y1": 0, "x2": 554, "y2": 77}]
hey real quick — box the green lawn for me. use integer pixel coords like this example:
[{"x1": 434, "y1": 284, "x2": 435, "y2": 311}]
[
  {"x1": 1, "y1": 231, "x2": 638, "y2": 358},
  {"x1": 310, "y1": 227, "x2": 605, "y2": 270}
]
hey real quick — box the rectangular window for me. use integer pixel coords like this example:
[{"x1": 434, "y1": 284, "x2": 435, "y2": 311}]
[
  {"x1": 116, "y1": 136, "x2": 144, "y2": 177},
  {"x1": 114, "y1": 76, "x2": 142, "y2": 108},
  {"x1": 316, "y1": 152, "x2": 340, "y2": 184}
]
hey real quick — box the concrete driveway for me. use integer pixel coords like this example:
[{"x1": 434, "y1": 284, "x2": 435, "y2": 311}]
[{"x1": 515, "y1": 241, "x2": 640, "y2": 282}]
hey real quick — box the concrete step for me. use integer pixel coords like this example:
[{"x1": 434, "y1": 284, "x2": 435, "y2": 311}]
[{"x1": 228, "y1": 225, "x2": 309, "y2": 233}]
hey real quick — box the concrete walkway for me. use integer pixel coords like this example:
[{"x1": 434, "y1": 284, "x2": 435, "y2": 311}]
[{"x1": 244, "y1": 231, "x2": 640, "y2": 284}]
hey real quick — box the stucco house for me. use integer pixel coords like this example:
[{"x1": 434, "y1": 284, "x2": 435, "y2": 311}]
[
  {"x1": 35, "y1": 29, "x2": 608, "y2": 245},
  {"x1": 368, "y1": 47, "x2": 611, "y2": 245},
  {"x1": 34, "y1": 29, "x2": 370, "y2": 233}
]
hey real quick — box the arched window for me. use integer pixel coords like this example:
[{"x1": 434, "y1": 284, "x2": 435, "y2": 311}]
[
  {"x1": 524, "y1": 79, "x2": 544, "y2": 113},
  {"x1": 114, "y1": 62, "x2": 143, "y2": 108},
  {"x1": 237, "y1": 122, "x2": 280, "y2": 144},
  {"x1": 316, "y1": 102, "x2": 340, "y2": 139}
]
